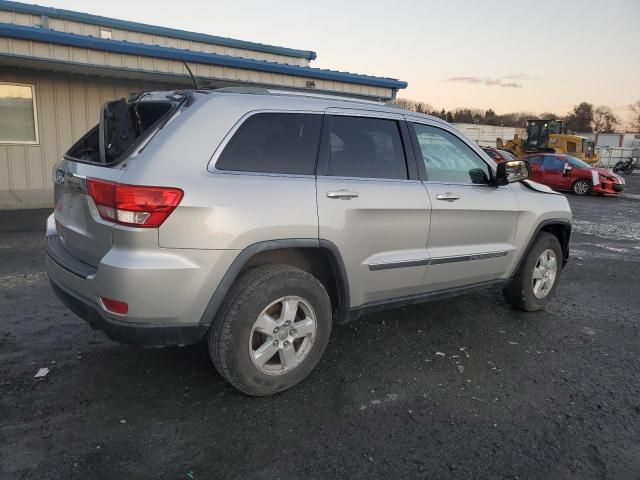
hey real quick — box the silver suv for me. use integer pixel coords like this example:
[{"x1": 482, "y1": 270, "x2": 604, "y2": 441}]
[{"x1": 46, "y1": 88, "x2": 572, "y2": 396}]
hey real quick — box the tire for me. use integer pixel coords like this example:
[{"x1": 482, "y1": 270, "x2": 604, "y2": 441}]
[
  {"x1": 503, "y1": 232, "x2": 563, "y2": 311},
  {"x1": 572, "y1": 179, "x2": 591, "y2": 195},
  {"x1": 208, "y1": 264, "x2": 332, "y2": 396}
]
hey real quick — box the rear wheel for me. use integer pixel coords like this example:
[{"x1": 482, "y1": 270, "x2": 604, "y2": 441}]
[
  {"x1": 208, "y1": 264, "x2": 332, "y2": 396},
  {"x1": 572, "y1": 179, "x2": 591, "y2": 195},
  {"x1": 504, "y1": 232, "x2": 562, "y2": 311}
]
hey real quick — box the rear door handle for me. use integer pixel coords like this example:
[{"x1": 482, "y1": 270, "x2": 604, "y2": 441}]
[
  {"x1": 327, "y1": 190, "x2": 359, "y2": 200},
  {"x1": 435, "y1": 192, "x2": 461, "y2": 202}
]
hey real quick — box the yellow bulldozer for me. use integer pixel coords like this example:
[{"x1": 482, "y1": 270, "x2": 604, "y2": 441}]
[{"x1": 497, "y1": 119, "x2": 598, "y2": 163}]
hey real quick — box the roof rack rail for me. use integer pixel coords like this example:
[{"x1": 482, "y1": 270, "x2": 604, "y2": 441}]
[
  {"x1": 214, "y1": 86, "x2": 271, "y2": 95},
  {"x1": 213, "y1": 86, "x2": 391, "y2": 105},
  {"x1": 266, "y1": 89, "x2": 387, "y2": 105}
]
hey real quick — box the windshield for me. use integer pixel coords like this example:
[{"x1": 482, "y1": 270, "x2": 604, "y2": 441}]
[
  {"x1": 567, "y1": 156, "x2": 592, "y2": 169},
  {"x1": 548, "y1": 121, "x2": 563, "y2": 134},
  {"x1": 583, "y1": 139, "x2": 595, "y2": 155}
]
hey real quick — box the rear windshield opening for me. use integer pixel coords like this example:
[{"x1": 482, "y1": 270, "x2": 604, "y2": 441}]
[{"x1": 65, "y1": 97, "x2": 176, "y2": 165}]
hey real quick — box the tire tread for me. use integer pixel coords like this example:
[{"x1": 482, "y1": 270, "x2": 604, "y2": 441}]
[{"x1": 209, "y1": 264, "x2": 330, "y2": 395}]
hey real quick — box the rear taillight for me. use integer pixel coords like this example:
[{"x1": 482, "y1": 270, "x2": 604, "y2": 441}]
[{"x1": 86, "y1": 179, "x2": 183, "y2": 228}]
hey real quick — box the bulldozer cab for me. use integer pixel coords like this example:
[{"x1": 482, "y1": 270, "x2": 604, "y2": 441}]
[{"x1": 524, "y1": 119, "x2": 565, "y2": 152}]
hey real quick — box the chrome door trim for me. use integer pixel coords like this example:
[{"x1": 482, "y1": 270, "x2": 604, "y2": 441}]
[
  {"x1": 367, "y1": 250, "x2": 510, "y2": 271},
  {"x1": 368, "y1": 258, "x2": 430, "y2": 271},
  {"x1": 429, "y1": 251, "x2": 509, "y2": 265}
]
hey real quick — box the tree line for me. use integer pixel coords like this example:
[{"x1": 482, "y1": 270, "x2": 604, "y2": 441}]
[{"x1": 393, "y1": 98, "x2": 640, "y2": 133}]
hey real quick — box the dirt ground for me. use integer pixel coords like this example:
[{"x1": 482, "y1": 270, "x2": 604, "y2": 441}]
[{"x1": 1, "y1": 176, "x2": 639, "y2": 480}]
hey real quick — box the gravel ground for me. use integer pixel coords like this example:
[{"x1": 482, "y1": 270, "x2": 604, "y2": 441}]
[{"x1": 1, "y1": 176, "x2": 639, "y2": 480}]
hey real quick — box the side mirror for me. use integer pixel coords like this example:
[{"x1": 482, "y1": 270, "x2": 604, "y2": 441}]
[
  {"x1": 469, "y1": 167, "x2": 490, "y2": 185},
  {"x1": 495, "y1": 160, "x2": 530, "y2": 186},
  {"x1": 563, "y1": 164, "x2": 573, "y2": 175}
]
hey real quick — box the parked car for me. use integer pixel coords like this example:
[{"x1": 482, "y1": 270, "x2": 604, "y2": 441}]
[
  {"x1": 46, "y1": 88, "x2": 572, "y2": 396},
  {"x1": 481, "y1": 146, "x2": 517, "y2": 163},
  {"x1": 523, "y1": 153, "x2": 625, "y2": 195}
]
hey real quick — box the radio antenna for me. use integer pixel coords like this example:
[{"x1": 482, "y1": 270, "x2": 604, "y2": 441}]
[{"x1": 182, "y1": 60, "x2": 199, "y2": 89}]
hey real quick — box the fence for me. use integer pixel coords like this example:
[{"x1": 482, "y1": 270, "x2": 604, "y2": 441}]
[{"x1": 595, "y1": 147, "x2": 637, "y2": 168}]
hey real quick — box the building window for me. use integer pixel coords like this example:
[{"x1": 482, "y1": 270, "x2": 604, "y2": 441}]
[
  {"x1": 0, "y1": 83, "x2": 39, "y2": 144},
  {"x1": 100, "y1": 28, "x2": 112, "y2": 40}
]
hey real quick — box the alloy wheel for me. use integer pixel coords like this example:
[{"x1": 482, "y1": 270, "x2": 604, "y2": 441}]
[
  {"x1": 573, "y1": 180, "x2": 589, "y2": 195},
  {"x1": 248, "y1": 296, "x2": 317, "y2": 375},
  {"x1": 532, "y1": 249, "x2": 558, "y2": 299}
]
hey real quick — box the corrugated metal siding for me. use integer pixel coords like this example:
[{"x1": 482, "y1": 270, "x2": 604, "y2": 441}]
[
  {"x1": 0, "y1": 68, "x2": 170, "y2": 206},
  {"x1": 0, "y1": 9, "x2": 310, "y2": 66},
  {"x1": 0, "y1": 38, "x2": 392, "y2": 99},
  {"x1": 453, "y1": 123, "x2": 525, "y2": 148}
]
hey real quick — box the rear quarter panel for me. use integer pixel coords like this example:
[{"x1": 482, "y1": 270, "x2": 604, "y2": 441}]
[{"x1": 121, "y1": 94, "x2": 321, "y2": 250}]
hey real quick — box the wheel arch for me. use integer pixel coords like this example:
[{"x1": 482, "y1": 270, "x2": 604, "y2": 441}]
[
  {"x1": 199, "y1": 239, "x2": 350, "y2": 326},
  {"x1": 511, "y1": 219, "x2": 572, "y2": 278}
]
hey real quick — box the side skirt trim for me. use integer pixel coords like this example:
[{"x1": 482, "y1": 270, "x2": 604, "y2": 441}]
[{"x1": 338, "y1": 278, "x2": 509, "y2": 324}]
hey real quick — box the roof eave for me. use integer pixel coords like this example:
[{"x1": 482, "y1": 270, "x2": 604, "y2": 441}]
[
  {"x1": 0, "y1": 22, "x2": 408, "y2": 90},
  {"x1": 0, "y1": 0, "x2": 317, "y2": 60}
]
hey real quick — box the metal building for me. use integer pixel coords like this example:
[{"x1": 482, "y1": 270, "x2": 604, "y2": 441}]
[{"x1": 0, "y1": 0, "x2": 407, "y2": 209}]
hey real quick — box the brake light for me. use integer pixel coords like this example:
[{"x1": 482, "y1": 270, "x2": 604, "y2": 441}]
[{"x1": 86, "y1": 179, "x2": 183, "y2": 228}]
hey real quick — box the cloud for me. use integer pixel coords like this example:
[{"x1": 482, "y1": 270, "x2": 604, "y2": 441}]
[
  {"x1": 501, "y1": 73, "x2": 535, "y2": 80},
  {"x1": 446, "y1": 76, "x2": 482, "y2": 84},
  {"x1": 445, "y1": 75, "x2": 529, "y2": 88}
]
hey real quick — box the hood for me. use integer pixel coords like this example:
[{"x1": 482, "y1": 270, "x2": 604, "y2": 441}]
[
  {"x1": 521, "y1": 179, "x2": 562, "y2": 194},
  {"x1": 595, "y1": 167, "x2": 623, "y2": 182}
]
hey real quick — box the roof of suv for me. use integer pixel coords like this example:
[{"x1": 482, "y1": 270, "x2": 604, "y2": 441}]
[{"x1": 206, "y1": 87, "x2": 447, "y2": 125}]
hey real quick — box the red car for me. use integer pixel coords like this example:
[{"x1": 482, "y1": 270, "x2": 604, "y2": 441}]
[
  {"x1": 481, "y1": 146, "x2": 517, "y2": 163},
  {"x1": 523, "y1": 153, "x2": 625, "y2": 195}
]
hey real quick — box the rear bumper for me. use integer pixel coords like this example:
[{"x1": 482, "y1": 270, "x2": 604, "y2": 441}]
[
  {"x1": 45, "y1": 214, "x2": 238, "y2": 346},
  {"x1": 49, "y1": 278, "x2": 207, "y2": 346}
]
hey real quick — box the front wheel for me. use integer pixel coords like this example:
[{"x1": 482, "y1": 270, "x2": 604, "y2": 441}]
[
  {"x1": 572, "y1": 179, "x2": 591, "y2": 195},
  {"x1": 504, "y1": 232, "x2": 563, "y2": 311},
  {"x1": 208, "y1": 264, "x2": 332, "y2": 396}
]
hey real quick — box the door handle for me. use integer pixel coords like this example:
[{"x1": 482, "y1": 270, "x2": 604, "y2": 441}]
[
  {"x1": 326, "y1": 190, "x2": 359, "y2": 200},
  {"x1": 435, "y1": 192, "x2": 461, "y2": 202}
]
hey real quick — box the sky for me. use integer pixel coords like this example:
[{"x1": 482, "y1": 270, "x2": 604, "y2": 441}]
[{"x1": 19, "y1": 0, "x2": 640, "y2": 123}]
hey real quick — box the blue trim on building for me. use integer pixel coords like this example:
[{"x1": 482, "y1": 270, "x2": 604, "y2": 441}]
[
  {"x1": 0, "y1": 0, "x2": 317, "y2": 60},
  {"x1": 0, "y1": 22, "x2": 408, "y2": 90}
]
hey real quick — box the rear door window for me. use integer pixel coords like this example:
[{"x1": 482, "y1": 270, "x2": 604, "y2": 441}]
[
  {"x1": 216, "y1": 113, "x2": 322, "y2": 175},
  {"x1": 322, "y1": 115, "x2": 408, "y2": 179}
]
